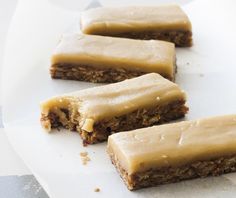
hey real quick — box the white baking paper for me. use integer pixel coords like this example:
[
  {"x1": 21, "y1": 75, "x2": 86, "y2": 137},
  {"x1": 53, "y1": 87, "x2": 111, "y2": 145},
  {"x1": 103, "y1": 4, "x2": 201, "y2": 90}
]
[{"x1": 2, "y1": 0, "x2": 236, "y2": 197}]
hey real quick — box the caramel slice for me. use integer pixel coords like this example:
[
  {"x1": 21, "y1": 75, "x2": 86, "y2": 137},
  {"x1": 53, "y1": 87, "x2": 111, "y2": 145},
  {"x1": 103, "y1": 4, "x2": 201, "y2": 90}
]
[
  {"x1": 107, "y1": 115, "x2": 236, "y2": 190},
  {"x1": 50, "y1": 34, "x2": 176, "y2": 82},
  {"x1": 81, "y1": 5, "x2": 192, "y2": 47},
  {"x1": 40, "y1": 73, "x2": 188, "y2": 144}
]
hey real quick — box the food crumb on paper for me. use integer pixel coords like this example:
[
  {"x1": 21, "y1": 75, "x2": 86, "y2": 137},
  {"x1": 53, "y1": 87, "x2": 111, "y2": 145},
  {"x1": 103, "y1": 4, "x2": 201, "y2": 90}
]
[
  {"x1": 80, "y1": 151, "x2": 91, "y2": 165},
  {"x1": 94, "y1": 187, "x2": 100, "y2": 192},
  {"x1": 80, "y1": 151, "x2": 88, "y2": 157}
]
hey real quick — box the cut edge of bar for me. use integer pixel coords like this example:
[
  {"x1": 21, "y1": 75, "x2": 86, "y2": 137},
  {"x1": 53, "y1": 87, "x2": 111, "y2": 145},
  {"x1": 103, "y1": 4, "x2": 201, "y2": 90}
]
[
  {"x1": 40, "y1": 99, "x2": 188, "y2": 145},
  {"x1": 50, "y1": 62, "x2": 176, "y2": 83},
  {"x1": 87, "y1": 30, "x2": 193, "y2": 47},
  {"x1": 108, "y1": 141, "x2": 236, "y2": 190}
]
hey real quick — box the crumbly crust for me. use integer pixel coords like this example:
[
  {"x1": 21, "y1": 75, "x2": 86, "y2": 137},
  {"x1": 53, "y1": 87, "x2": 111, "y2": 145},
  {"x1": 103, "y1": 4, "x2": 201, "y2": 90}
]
[
  {"x1": 41, "y1": 99, "x2": 188, "y2": 145},
  {"x1": 97, "y1": 30, "x2": 193, "y2": 47},
  {"x1": 50, "y1": 62, "x2": 175, "y2": 83},
  {"x1": 108, "y1": 148, "x2": 236, "y2": 190}
]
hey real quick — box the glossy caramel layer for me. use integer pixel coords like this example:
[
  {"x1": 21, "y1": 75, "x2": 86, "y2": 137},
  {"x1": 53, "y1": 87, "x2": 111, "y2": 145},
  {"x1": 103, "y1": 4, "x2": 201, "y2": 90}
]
[
  {"x1": 108, "y1": 115, "x2": 236, "y2": 174},
  {"x1": 81, "y1": 5, "x2": 192, "y2": 34},
  {"x1": 52, "y1": 34, "x2": 175, "y2": 79},
  {"x1": 41, "y1": 73, "x2": 186, "y2": 132}
]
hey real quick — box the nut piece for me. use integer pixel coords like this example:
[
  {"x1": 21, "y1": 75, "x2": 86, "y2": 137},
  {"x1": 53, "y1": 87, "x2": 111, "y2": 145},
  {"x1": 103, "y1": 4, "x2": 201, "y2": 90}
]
[{"x1": 82, "y1": 118, "x2": 94, "y2": 132}]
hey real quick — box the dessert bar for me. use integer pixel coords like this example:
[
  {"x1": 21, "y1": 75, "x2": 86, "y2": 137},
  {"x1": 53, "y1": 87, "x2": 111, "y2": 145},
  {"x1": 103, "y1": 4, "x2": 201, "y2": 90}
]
[
  {"x1": 108, "y1": 115, "x2": 236, "y2": 190},
  {"x1": 81, "y1": 5, "x2": 192, "y2": 47},
  {"x1": 41, "y1": 73, "x2": 188, "y2": 144},
  {"x1": 51, "y1": 34, "x2": 176, "y2": 82}
]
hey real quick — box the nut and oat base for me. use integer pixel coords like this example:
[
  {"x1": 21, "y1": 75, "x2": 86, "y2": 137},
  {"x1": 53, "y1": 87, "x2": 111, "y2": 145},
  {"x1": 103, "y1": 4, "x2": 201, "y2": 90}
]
[
  {"x1": 108, "y1": 149, "x2": 236, "y2": 190},
  {"x1": 97, "y1": 30, "x2": 193, "y2": 47},
  {"x1": 50, "y1": 63, "x2": 175, "y2": 83},
  {"x1": 41, "y1": 99, "x2": 188, "y2": 145}
]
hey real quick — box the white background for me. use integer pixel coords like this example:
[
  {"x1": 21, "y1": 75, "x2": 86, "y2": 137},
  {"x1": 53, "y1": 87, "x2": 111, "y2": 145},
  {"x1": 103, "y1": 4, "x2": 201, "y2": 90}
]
[{"x1": 0, "y1": 0, "x2": 30, "y2": 176}]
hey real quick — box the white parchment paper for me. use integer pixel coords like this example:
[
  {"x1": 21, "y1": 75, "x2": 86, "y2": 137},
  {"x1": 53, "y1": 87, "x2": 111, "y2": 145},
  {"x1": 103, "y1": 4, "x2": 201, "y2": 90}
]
[{"x1": 2, "y1": 0, "x2": 236, "y2": 197}]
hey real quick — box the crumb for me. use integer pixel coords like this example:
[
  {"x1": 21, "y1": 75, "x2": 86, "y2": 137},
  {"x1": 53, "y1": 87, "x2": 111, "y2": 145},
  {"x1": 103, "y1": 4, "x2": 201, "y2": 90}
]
[
  {"x1": 80, "y1": 152, "x2": 91, "y2": 165},
  {"x1": 94, "y1": 188, "x2": 100, "y2": 192},
  {"x1": 186, "y1": 62, "x2": 190, "y2": 65},
  {"x1": 82, "y1": 157, "x2": 91, "y2": 165},
  {"x1": 80, "y1": 152, "x2": 88, "y2": 157},
  {"x1": 199, "y1": 73, "x2": 204, "y2": 77}
]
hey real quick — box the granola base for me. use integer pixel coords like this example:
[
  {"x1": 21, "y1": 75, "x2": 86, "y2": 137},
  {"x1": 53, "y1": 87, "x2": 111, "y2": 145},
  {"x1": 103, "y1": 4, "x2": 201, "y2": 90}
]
[
  {"x1": 108, "y1": 149, "x2": 236, "y2": 190},
  {"x1": 50, "y1": 63, "x2": 175, "y2": 83},
  {"x1": 41, "y1": 99, "x2": 188, "y2": 145},
  {"x1": 96, "y1": 30, "x2": 193, "y2": 47}
]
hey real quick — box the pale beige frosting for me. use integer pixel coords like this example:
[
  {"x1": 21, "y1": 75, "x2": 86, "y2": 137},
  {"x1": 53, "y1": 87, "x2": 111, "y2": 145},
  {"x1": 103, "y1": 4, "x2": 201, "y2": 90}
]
[
  {"x1": 108, "y1": 115, "x2": 236, "y2": 174},
  {"x1": 52, "y1": 34, "x2": 175, "y2": 79},
  {"x1": 41, "y1": 73, "x2": 186, "y2": 131},
  {"x1": 81, "y1": 5, "x2": 192, "y2": 34}
]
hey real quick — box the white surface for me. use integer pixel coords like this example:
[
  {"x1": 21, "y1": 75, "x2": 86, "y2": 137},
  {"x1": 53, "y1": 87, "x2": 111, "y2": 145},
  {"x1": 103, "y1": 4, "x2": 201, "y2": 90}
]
[
  {"x1": 99, "y1": 0, "x2": 193, "y2": 6},
  {"x1": 2, "y1": 0, "x2": 236, "y2": 197},
  {"x1": 0, "y1": 129, "x2": 30, "y2": 176},
  {"x1": 0, "y1": 0, "x2": 17, "y2": 105},
  {"x1": 0, "y1": 0, "x2": 30, "y2": 176}
]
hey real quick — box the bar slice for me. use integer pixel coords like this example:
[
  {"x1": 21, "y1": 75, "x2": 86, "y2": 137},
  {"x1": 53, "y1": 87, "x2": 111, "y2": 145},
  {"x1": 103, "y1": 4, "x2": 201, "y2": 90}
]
[
  {"x1": 107, "y1": 115, "x2": 236, "y2": 190},
  {"x1": 81, "y1": 5, "x2": 192, "y2": 47},
  {"x1": 50, "y1": 34, "x2": 176, "y2": 83},
  {"x1": 40, "y1": 73, "x2": 188, "y2": 145}
]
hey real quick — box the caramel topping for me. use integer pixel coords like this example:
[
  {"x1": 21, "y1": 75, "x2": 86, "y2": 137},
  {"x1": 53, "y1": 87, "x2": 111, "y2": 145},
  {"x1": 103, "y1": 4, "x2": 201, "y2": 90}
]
[
  {"x1": 108, "y1": 115, "x2": 236, "y2": 174},
  {"x1": 81, "y1": 5, "x2": 192, "y2": 34},
  {"x1": 51, "y1": 34, "x2": 175, "y2": 79},
  {"x1": 40, "y1": 73, "x2": 186, "y2": 131}
]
